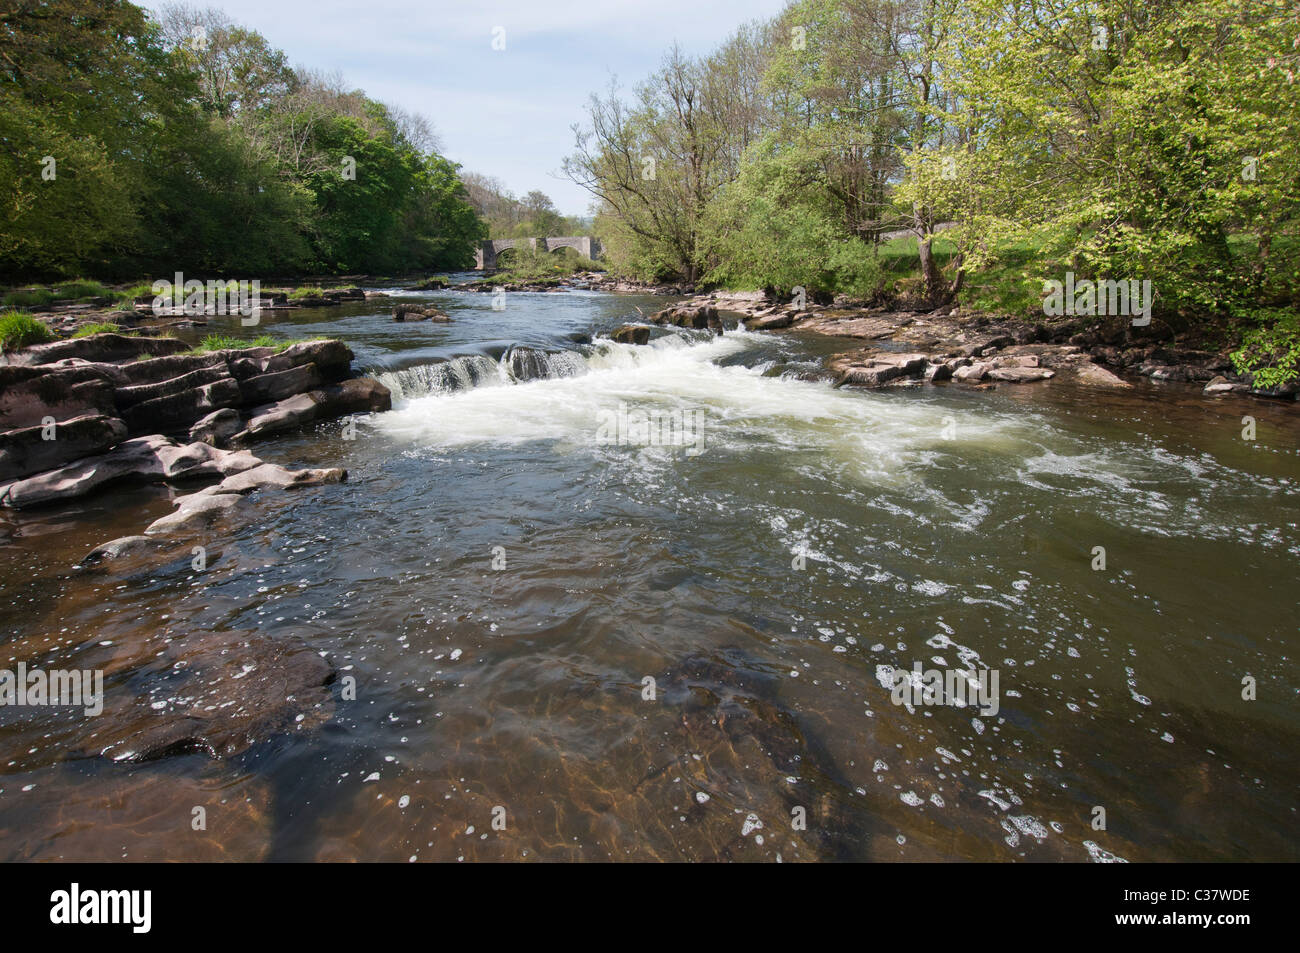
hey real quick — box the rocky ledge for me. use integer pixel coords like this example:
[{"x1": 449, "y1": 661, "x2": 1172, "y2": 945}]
[
  {"x1": 0, "y1": 333, "x2": 390, "y2": 487},
  {"x1": 675, "y1": 291, "x2": 1294, "y2": 400}
]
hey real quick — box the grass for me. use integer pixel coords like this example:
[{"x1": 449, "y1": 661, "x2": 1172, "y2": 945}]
[
  {"x1": 71, "y1": 322, "x2": 122, "y2": 337},
  {"x1": 2, "y1": 288, "x2": 55, "y2": 309},
  {"x1": 287, "y1": 286, "x2": 327, "y2": 300},
  {"x1": 54, "y1": 279, "x2": 110, "y2": 300},
  {"x1": 0, "y1": 311, "x2": 56, "y2": 351},
  {"x1": 189, "y1": 333, "x2": 327, "y2": 354},
  {"x1": 191, "y1": 333, "x2": 279, "y2": 353}
]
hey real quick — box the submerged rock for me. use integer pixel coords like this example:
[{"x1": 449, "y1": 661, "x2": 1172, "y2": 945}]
[{"x1": 88, "y1": 630, "x2": 335, "y2": 762}]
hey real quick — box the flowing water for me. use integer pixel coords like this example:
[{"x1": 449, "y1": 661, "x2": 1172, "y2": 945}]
[{"x1": 1, "y1": 280, "x2": 1297, "y2": 861}]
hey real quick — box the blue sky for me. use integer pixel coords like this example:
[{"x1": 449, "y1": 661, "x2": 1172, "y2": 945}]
[{"x1": 141, "y1": 0, "x2": 789, "y2": 216}]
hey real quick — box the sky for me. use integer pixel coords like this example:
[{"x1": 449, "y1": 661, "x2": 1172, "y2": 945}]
[{"x1": 139, "y1": 0, "x2": 790, "y2": 217}]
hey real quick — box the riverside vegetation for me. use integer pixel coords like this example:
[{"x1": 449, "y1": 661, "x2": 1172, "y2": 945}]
[{"x1": 562, "y1": 0, "x2": 1300, "y2": 390}]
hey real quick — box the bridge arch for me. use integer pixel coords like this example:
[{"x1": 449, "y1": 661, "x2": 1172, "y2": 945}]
[{"x1": 474, "y1": 236, "x2": 601, "y2": 270}]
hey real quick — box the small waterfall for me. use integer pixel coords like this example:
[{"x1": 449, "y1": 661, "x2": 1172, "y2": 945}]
[
  {"x1": 376, "y1": 355, "x2": 504, "y2": 400},
  {"x1": 504, "y1": 346, "x2": 587, "y2": 382},
  {"x1": 376, "y1": 347, "x2": 591, "y2": 400}
]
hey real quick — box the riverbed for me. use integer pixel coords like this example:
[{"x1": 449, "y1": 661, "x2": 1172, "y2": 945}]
[{"x1": 0, "y1": 280, "x2": 1296, "y2": 861}]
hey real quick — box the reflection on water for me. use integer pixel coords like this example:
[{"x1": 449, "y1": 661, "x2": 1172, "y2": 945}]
[{"x1": 0, "y1": 283, "x2": 1297, "y2": 861}]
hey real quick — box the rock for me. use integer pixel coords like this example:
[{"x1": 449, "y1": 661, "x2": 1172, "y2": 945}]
[
  {"x1": 144, "y1": 492, "x2": 245, "y2": 534},
  {"x1": 234, "y1": 377, "x2": 389, "y2": 442},
  {"x1": 113, "y1": 362, "x2": 230, "y2": 408},
  {"x1": 189, "y1": 408, "x2": 244, "y2": 447},
  {"x1": 121, "y1": 376, "x2": 241, "y2": 434},
  {"x1": 91, "y1": 630, "x2": 334, "y2": 762},
  {"x1": 612, "y1": 325, "x2": 650, "y2": 345},
  {"x1": 393, "y1": 303, "x2": 450, "y2": 321},
  {"x1": 0, "y1": 333, "x2": 188, "y2": 367},
  {"x1": 236, "y1": 393, "x2": 318, "y2": 441},
  {"x1": 237, "y1": 363, "x2": 323, "y2": 405},
  {"x1": 229, "y1": 340, "x2": 353, "y2": 383},
  {"x1": 987, "y1": 366, "x2": 1055, "y2": 383},
  {"x1": 195, "y1": 462, "x2": 346, "y2": 495},
  {"x1": 651, "y1": 305, "x2": 719, "y2": 329},
  {"x1": 1074, "y1": 363, "x2": 1132, "y2": 389},
  {"x1": 924, "y1": 362, "x2": 953, "y2": 383},
  {"x1": 0, "y1": 436, "x2": 263, "y2": 509},
  {"x1": 80, "y1": 535, "x2": 162, "y2": 564},
  {"x1": 5, "y1": 768, "x2": 273, "y2": 861},
  {"x1": 0, "y1": 365, "x2": 118, "y2": 428},
  {"x1": 961, "y1": 335, "x2": 1013, "y2": 358},
  {"x1": 1143, "y1": 364, "x2": 1189, "y2": 382},
  {"x1": 953, "y1": 362, "x2": 992, "y2": 383},
  {"x1": 0, "y1": 414, "x2": 128, "y2": 482},
  {"x1": 834, "y1": 353, "x2": 929, "y2": 388},
  {"x1": 996, "y1": 354, "x2": 1039, "y2": 368},
  {"x1": 749, "y1": 313, "x2": 795, "y2": 331}
]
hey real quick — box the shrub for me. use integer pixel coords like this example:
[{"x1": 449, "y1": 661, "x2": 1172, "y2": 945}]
[{"x1": 1231, "y1": 309, "x2": 1300, "y2": 390}]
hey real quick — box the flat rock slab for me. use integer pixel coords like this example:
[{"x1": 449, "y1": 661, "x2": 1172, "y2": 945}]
[
  {"x1": 0, "y1": 333, "x2": 189, "y2": 367},
  {"x1": 801, "y1": 314, "x2": 910, "y2": 339},
  {"x1": 1074, "y1": 363, "x2": 1132, "y2": 389},
  {"x1": 195, "y1": 462, "x2": 347, "y2": 496},
  {"x1": 0, "y1": 435, "x2": 263, "y2": 509},
  {"x1": 144, "y1": 491, "x2": 245, "y2": 535},
  {"x1": 987, "y1": 366, "x2": 1055, "y2": 383},
  {"x1": 84, "y1": 630, "x2": 335, "y2": 762}
]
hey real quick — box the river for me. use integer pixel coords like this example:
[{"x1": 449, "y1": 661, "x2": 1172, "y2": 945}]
[{"x1": 0, "y1": 280, "x2": 1296, "y2": 861}]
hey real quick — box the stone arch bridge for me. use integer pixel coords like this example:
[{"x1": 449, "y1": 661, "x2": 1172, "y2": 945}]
[{"x1": 474, "y1": 236, "x2": 601, "y2": 270}]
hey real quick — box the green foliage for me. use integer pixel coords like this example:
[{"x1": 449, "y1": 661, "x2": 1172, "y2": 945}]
[
  {"x1": 0, "y1": 312, "x2": 56, "y2": 350},
  {"x1": 0, "y1": 2, "x2": 486, "y2": 282},
  {"x1": 1231, "y1": 309, "x2": 1300, "y2": 389},
  {"x1": 903, "y1": 0, "x2": 1300, "y2": 327}
]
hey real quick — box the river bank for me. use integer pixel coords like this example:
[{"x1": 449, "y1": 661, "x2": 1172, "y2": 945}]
[{"x1": 659, "y1": 289, "x2": 1299, "y2": 403}]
